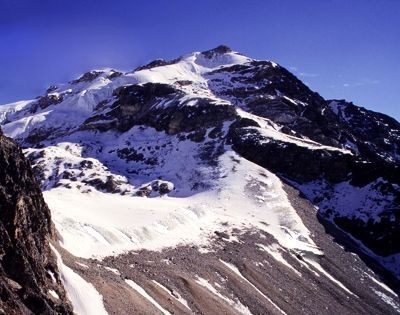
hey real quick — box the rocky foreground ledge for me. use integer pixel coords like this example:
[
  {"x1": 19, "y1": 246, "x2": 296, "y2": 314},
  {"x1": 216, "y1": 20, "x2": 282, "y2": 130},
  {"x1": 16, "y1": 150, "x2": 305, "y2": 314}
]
[{"x1": 0, "y1": 129, "x2": 72, "y2": 314}]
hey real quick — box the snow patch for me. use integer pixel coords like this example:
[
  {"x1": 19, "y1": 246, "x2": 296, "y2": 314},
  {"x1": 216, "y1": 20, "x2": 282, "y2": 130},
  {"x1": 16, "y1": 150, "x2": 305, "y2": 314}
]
[
  {"x1": 257, "y1": 243, "x2": 301, "y2": 276},
  {"x1": 219, "y1": 260, "x2": 286, "y2": 315},
  {"x1": 152, "y1": 280, "x2": 191, "y2": 310},
  {"x1": 195, "y1": 276, "x2": 252, "y2": 315},
  {"x1": 104, "y1": 267, "x2": 120, "y2": 275},
  {"x1": 48, "y1": 289, "x2": 59, "y2": 300},
  {"x1": 50, "y1": 245, "x2": 108, "y2": 315},
  {"x1": 125, "y1": 279, "x2": 171, "y2": 315},
  {"x1": 364, "y1": 273, "x2": 398, "y2": 297},
  {"x1": 303, "y1": 257, "x2": 358, "y2": 298}
]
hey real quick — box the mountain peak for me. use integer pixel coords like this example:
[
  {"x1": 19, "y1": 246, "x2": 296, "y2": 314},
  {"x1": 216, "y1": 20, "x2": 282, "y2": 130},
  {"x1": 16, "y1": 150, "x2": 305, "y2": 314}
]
[
  {"x1": 201, "y1": 45, "x2": 233, "y2": 57},
  {"x1": 1, "y1": 45, "x2": 400, "y2": 314}
]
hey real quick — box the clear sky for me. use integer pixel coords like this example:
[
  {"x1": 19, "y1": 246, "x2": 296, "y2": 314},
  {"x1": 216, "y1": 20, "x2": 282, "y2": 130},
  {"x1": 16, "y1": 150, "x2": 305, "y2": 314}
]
[{"x1": 0, "y1": 0, "x2": 399, "y2": 119}]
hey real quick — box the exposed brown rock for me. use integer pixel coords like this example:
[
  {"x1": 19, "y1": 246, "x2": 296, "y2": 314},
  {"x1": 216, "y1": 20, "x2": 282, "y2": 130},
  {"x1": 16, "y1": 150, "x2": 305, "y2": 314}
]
[{"x1": 0, "y1": 130, "x2": 72, "y2": 314}]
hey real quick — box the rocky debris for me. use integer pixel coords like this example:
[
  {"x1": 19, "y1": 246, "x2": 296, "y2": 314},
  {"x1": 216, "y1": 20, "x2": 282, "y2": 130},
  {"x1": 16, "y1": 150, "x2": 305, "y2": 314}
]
[
  {"x1": 117, "y1": 147, "x2": 145, "y2": 162},
  {"x1": 136, "y1": 180, "x2": 175, "y2": 197},
  {"x1": 0, "y1": 129, "x2": 72, "y2": 314},
  {"x1": 135, "y1": 185, "x2": 153, "y2": 197},
  {"x1": 152, "y1": 180, "x2": 174, "y2": 195},
  {"x1": 24, "y1": 145, "x2": 135, "y2": 195},
  {"x1": 58, "y1": 184, "x2": 400, "y2": 315},
  {"x1": 82, "y1": 176, "x2": 126, "y2": 194},
  {"x1": 135, "y1": 180, "x2": 175, "y2": 197},
  {"x1": 196, "y1": 140, "x2": 225, "y2": 167}
]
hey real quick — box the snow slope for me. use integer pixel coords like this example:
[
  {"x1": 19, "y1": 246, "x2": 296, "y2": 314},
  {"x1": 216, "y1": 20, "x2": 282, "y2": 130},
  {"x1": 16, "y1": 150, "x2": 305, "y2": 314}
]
[
  {"x1": 51, "y1": 245, "x2": 108, "y2": 315},
  {"x1": 0, "y1": 48, "x2": 253, "y2": 142},
  {"x1": 44, "y1": 151, "x2": 321, "y2": 259}
]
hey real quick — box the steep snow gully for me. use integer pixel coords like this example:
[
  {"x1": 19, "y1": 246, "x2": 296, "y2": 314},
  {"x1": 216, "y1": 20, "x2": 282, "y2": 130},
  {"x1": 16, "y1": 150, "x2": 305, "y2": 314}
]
[{"x1": 1, "y1": 45, "x2": 399, "y2": 314}]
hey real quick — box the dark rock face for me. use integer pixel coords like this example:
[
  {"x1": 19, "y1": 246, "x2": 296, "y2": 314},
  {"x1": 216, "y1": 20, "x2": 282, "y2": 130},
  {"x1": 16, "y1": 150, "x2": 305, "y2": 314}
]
[
  {"x1": 70, "y1": 70, "x2": 103, "y2": 84},
  {"x1": 37, "y1": 94, "x2": 63, "y2": 110},
  {"x1": 134, "y1": 59, "x2": 180, "y2": 72},
  {"x1": 334, "y1": 212, "x2": 400, "y2": 257},
  {"x1": 207, "y1": 61, "x2": 337, "y2": 145},
  {"x1": 228, "y1": 125, "x2": 353, "y2": 183},
  {"x1": 82, "y1": 82, "x2": 237, "y2": 134},
  {"x1": 327, "y1": 99, "x2": 400, "y2": 163},
  {"x1": 201, "y1": 45, "x2": 233, "y2": 58},
  {"x1": 228, "y1": 117, "x2": 400, "y2": 258},
  {"x1": 208, "y1": 62, "x2": 400, "y2": 161},
  {"x1": 0, "y1": 129, "x2": 72, "y2": 314}
]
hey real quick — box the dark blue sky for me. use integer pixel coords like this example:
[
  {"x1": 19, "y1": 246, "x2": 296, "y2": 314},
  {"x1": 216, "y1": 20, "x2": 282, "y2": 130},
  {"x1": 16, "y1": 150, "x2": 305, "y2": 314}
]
[{"x1": 1, "y1": 0, "x2": 399, "y2": 119}]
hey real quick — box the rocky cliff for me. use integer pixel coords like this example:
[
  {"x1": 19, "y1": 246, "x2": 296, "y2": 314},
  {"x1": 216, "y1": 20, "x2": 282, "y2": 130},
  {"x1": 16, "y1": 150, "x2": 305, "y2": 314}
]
[{"x1": 0, "y1": 128, "x2": 72, "y2": 314}]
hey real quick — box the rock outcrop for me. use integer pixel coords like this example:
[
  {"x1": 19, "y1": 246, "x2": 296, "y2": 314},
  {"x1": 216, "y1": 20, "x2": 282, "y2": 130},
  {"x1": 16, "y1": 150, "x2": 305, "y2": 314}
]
[{"x1": 0, "y1": 129, "x2": 72, "y2": 314}]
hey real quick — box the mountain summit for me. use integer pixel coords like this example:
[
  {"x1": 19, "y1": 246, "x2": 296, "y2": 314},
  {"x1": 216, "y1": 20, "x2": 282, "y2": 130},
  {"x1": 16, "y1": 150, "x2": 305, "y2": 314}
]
[{"x1": 1, "y1": 46, "x2": 399, "y2": 314}]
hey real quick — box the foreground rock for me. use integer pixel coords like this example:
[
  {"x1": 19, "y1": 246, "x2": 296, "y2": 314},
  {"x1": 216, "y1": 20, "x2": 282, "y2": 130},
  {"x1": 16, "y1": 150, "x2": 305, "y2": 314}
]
[{"x1": 0, "y1": 129, "x2": 72, "y2": 314}]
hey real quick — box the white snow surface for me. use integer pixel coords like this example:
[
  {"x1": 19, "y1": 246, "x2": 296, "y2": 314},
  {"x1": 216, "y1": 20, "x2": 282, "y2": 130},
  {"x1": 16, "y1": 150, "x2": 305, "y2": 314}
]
[
  {"x1": 44, "y1": 151, "x2": 320, "y2": 259},
  {"x1": 0, "y1": 71, "x2": 133, "y2": 140},
  {"x1": 257, "y1": 243, "x2": 301, "y2": 276},
  {"x1": 219, "y1": 260, "x2": 287, "y2": 315},
  {"x1": 0, "y1": 99, "x2": 33, "y2": 124},
  {"x1": 365, "y1": 273, "x2": 398, "y2": 297},
  {"x1": 298, "y1": 178, "x2": 397, "y2": 222},
  {"x1": 152, "y1": 280, "x2": 191, "y2": 310},
  {"x1": 51, "y1": 245, "x2": 108, "y2": 315},
  {"x1": 302, "y1": 257, "x2": 358, "y2": 297},
  {"x1": 0, "y1": 49, "x2": 253, "y2": 141},
  {"x1": 195, "y1": 276, "x2": 252, "y2": 315},
  {"x1": 48, "y1": 289, "x2": 60, "y2": 300}
]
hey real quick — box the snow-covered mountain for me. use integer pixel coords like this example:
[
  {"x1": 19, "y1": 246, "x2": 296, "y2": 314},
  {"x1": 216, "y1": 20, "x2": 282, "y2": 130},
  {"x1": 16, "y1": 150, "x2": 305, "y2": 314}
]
[{"x1": 1, "y1": 45, "x2": 399, "y2": 314}]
